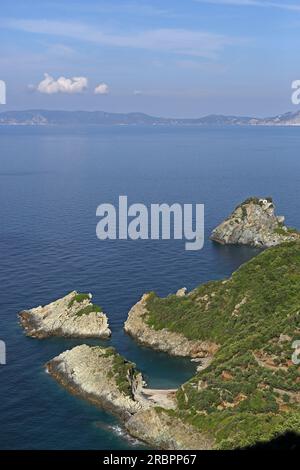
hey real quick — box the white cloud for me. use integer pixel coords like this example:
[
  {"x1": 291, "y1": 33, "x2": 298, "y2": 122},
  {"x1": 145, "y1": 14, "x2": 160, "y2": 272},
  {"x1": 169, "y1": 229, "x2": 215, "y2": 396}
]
[
  {"x1": 36, "y1": 73, "x2": 88, "y2": 94},
  {"x1": 3, "y1": 19, "x2": 239, "y2": 59},
  {"x1": 197, "y1": 0, "x2": 300, "y2": 12},
  {"x1": 94, "y1": 83, "x2": 109, "y2": 94},
  {"x1": 133, "y1": 90, "x2": 142, "y2": 95}
]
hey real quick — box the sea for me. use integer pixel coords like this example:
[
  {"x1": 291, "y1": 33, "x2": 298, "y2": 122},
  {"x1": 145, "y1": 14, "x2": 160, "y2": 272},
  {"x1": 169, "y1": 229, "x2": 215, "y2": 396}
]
[{"x1": 0, "y1": 124, "x2": 300, "y2": 449}]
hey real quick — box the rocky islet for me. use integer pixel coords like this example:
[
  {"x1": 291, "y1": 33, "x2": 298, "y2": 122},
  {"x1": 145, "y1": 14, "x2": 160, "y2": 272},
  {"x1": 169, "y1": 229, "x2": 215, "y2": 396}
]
[
  {"x1": 210, "y1": 197, "x2": 300, "y2": 248},
  {"x1": 19, "y1": 291, "x2": 111, "y2": 339}
]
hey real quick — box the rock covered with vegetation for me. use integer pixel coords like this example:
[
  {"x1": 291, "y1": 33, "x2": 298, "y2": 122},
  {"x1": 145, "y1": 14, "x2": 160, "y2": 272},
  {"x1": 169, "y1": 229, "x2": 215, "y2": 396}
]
[
  {"x1": 19, "y1": 291, "x2": 111, "y2": 338},
  {"x1": 124, "y1": 293, "x2": 218, "y2": 359},
  {"x1": 211, "y1": 197, "x2": 300, "y2": 247},
  {"x1": 47, "y1": 345, "x2": 144, "y2": 419},
  {"x1": 124, "y1": 242, "x2": 300, "y2": 448},
  {"x1": 47, "y1": 344, "x2": 211, "y2": 449}
]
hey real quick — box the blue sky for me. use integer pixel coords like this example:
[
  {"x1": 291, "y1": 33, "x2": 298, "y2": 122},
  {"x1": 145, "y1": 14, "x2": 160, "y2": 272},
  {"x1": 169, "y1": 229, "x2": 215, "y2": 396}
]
[{"x1": 0, "y1": 0, "x2": 299, "y2": 117}]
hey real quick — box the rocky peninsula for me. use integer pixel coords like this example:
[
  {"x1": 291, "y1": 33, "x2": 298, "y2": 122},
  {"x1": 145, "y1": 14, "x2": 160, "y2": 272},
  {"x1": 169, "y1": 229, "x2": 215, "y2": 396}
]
[
  {"x1": 19, "y1": 291, "x2": 111, "y2": 339},
  {"x1": 46, "y1": 345, "x2": 143, "y2": 419},
  {"x1": 123, "y1": 242, "x2": 300, "y2": 449},
  {"x1": 47, "y1": 344, "x2": 212, "y2": 449},
  {"x1": 210, "y1": 197, "x2": 300, "y2": 247},
  {"x1": 124, "y1": 292, "x2": 218, "y2": 361}
]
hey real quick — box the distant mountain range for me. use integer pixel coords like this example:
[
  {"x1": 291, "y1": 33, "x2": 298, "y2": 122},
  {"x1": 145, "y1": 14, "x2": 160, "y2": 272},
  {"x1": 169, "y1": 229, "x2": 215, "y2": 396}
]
[{"x1": 1, "y1": 109, "x2": 300, "y2": 126}]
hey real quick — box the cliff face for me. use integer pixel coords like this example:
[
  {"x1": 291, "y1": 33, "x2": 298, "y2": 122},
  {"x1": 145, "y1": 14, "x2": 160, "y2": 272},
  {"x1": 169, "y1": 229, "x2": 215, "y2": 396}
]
[
  {"x1": 125, "y1": 408, "x2": 214, "y2": 450},
  {"x1": 19, "y1": 291, "x2": 111, "y2": 339},
  {"x1": 47, "y1": 345, "x2": 143, "y2": 420},
  {"x1": 210, "y1": 197, "x2": 300, "y2": 248},
  {"x1": 124, "y1": 293, "x2": 218, "y2": 359},
  {"x1": 47, "y1": 344, "x2": 212, "y2": 449}
]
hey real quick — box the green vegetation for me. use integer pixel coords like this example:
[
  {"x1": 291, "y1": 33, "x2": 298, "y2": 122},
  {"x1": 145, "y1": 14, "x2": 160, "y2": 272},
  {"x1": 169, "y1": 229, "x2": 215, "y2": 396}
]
[
  {"x1": 68, "y1": 293, "x2": 90, "y2": 307},
  {"x1": 101, "y1": 347, "x2": 138, "y2": 397},
  {"x1": 274, "y1": 226, "x2": 299, "y2": 237},
  {"x1": 234, "y1": 197, "x2": 275, "y2": 220},
  {"x1": 145, "y1": 242, "x2": 300, "y2": 448},
  {"x1": 178, "y1": 409, "x2": 300, "y2": 449},
  {"x1": 68, "y1": 292, "x2": 103, "y2": 316},
  {"x1": 274, "y1": 227, "x2": 288, "y2": 236},
  {"x1": 235, "y1": 196, "x2": 272, "y2": 211},
  {"x1": 75, "y1": 304, "x2": 102, "y2": 316},
  {"x1": 241, "y1": 205, "x2": 247, "y2": 219}
]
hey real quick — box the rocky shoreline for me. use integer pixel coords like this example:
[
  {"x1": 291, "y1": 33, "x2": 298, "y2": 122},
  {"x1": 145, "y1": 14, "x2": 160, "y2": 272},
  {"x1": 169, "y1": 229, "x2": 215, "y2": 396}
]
[
  {"x1": 47, "y1": 344, "x2": 213, "y2": 449},
  {"x1": 46, "y1": 345, "x2": 143, "y2": 420},
  {"x1": 19, "y1": 291, "x2": 111, "y2": 339},
  {"x1": 125, "y1": 408, "x2": 214, "y2": 450},
  {"x1": 124, "y1": 292, "x2": 219, "y2": 360}
]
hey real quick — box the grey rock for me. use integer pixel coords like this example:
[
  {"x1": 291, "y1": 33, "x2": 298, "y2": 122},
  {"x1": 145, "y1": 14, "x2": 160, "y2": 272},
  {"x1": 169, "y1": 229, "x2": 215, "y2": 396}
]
[
  {"x1": 125, "y1": 408, "x2": 214, "y2": 450},
  {"x1": 19, "y1": 291, "x2": 111, "y2": 338},
  {"x1": 211, "y1": 197, "x2": 300, "y2": 248},
  {"x1": 46, "y1": 345, "x2": 143, "y2": 420},
  {"x1": 176, "y1": 287, "x2": 187, "y2": 297}
]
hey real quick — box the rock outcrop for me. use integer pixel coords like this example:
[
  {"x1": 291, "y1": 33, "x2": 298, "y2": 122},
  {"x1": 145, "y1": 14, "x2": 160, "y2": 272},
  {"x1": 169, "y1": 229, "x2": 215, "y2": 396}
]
[
  {"x1": 125, "y1": 408, "x2": 214, "y2": 450},
  {"x1": 124, "y1": 293, "x2": 218, "y2": 359},
  {"x1": 46, "y1": 345, "x2": 143, "y2": 420},
  {"x1": 210, "y1": 197, "x2": 300, "y2": 248},
  {"x1": 47, "y1": 344, "x2": 211, "y2": 449},
  {"x1": 19, "y1": 291, "x2": 111, "y2": 339}
]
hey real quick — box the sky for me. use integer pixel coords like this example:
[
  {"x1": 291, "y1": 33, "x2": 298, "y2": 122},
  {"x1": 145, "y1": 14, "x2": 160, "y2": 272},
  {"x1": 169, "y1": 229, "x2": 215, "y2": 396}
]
[{"x1": 0, "y1": 0, "x2": 300, "y2": 117}]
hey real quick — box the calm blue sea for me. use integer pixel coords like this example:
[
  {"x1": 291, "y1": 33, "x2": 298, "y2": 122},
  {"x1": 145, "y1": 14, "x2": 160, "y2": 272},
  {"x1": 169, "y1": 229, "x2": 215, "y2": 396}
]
[{"x1": 0, "y1": 125, "x2": 300, "y2": 449}]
